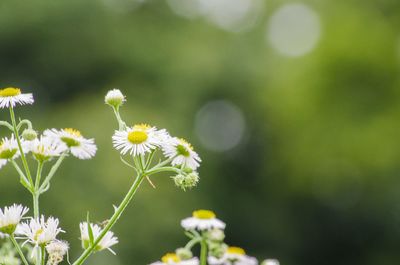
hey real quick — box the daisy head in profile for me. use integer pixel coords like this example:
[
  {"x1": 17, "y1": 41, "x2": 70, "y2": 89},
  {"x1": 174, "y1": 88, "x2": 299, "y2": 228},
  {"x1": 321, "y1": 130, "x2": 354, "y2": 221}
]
[
  {"x1": 80, "y1": 222, "x2": 118, "y2": 254},
  {"x1": 208, "y1": 247, "x2": 258, "y2": 265},
  {"x1": 29, "y1": 136, "x2": 65, "y2": 162},
  {"x1": 0, "y1": 87, "x2": 34, "y2": 108},
  {"x1": 0, "y1": 204, "x2": 29, "y2": 235},
  {"x1": 181, "y1": 210, "x2": 225, "y2": 231},
  {"x1": 0, "y1": 135, "x2": 20, "y2": 169},
  {"x1": 112, "y1": 124, "x2": 167, "y2": 156},
  {"x1": 149, "y1": 252, "x2": 199, "y2": 265},
  {"x1": 105, "y1": 89, "x2": 126, "y2": 109},
  {"x1": 163, "y1": 138, "x2": 201, "y2": 170},
  {"x1": 44, "y1": 128, "x2": 97, "y2": 160}
]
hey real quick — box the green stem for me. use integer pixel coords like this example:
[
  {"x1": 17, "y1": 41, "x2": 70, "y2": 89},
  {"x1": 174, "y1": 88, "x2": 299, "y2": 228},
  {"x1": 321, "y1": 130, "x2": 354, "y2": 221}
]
[
  {"x1": 39, "y1": 152, "x2": 67, "y2": 193},
  {"x1": 41, "y1": 246, "x2": 46, "y2": 265},
  {"x1": 146, "y1": 166, "x2": 181, "y2": 176},
  {"x1": 10, "y1": 160, "x2": 33, "y2": 193},
  {"x1": 185, "y1": 237, "x2": 202, "y2": 250},
  {"x1": 112, "y1": 107, "x2": 126, "y2": 131},
  {"x1": 17, "y1": 119, "x2": 33, "y2": 131},
  {"x1": 9, "y1": 235, "x2": 30, "y2": 265},
  {"x1": 72, "y1": 174, "x2": 146, "y2": 265},
  {"x1": 33, "y1": 161, "x2": 44, "y2": 218},
  {"x1": 0, "y1": 121, "x2": 14, "y2": 131},
  {"x1": 9, "y1": 106, "x2": 33, "y2": 186},
  {"x1": 200, "y1": 239, "x2": 208, "y2": 265}
]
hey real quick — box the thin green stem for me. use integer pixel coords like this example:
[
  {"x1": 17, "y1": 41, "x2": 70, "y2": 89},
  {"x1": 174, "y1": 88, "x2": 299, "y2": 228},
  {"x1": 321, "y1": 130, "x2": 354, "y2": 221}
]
[
  {"x1": 41, "y1": 246, "x2": 46, "y2": 265},
  {"x1": 72, "y1": 174, "x2": 146, "y2": 265},
  {"x1": 33, "y1": 161, "x2": 44, "y2": 218},
  {"x1": 146, "y1": 166, "x2": 181, "y2": 176},
  {"x1": 200, "y1": 239, "x2": 208, "y2": 265},
  {"x1": 112, "y1": 107, "x2": 126, "y2": 131},
  {"x1": 10, "y1": 160, "x2": 33, "y2": 193},
  {"x1": 9, "y1": 235, "x2": 30, "y2": 265},
  {"x1": 0, "y1": 121, "x2": 14, "y2": 131},
  {"x1": 17, "y1": 119, "x2": 33, "y2": 131},
  {"x1": 39, "y1": 152, "x2": 67, "y2": 193},
  {"x1": 185, "y1": 237, "x2": 202, "y2": 250},
  {"x1": 9, "y1": 107, "x2": 33, "y2": 186}
]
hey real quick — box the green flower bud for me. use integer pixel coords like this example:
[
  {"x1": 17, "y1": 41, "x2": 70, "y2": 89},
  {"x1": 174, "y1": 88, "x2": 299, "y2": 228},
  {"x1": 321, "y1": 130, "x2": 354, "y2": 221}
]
[
  {"x1": 205, "y1": 229, "x2": 225, "y2": 242},
  {"x1": 176, "y1": 248, "x2": 193, "y2": 260},
  {"x1": 21, "y1": 128, "x2": 37, "y2": 141},
  {"x1": 208, "y1": 242, "x2": 228, "y2": 259},
  {"x1": 105, "y1": 89, "x2": 126, "y2": 108},
  {"x1": 172, "y1": 172, "x2": 199, "y2": 191}
]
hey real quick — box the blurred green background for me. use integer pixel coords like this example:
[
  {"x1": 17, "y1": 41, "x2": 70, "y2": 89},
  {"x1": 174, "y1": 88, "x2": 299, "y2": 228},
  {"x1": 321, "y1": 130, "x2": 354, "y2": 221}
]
[{"x1": 2, "y1": 0, "x2": 400, "y2": 264}]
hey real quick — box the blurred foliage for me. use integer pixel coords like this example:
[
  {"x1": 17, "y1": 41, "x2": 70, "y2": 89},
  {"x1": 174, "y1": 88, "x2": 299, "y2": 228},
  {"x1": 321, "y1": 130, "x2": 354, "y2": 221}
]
[{"x1": 2, "y1": 0, "x2": 400, "y2": 265}]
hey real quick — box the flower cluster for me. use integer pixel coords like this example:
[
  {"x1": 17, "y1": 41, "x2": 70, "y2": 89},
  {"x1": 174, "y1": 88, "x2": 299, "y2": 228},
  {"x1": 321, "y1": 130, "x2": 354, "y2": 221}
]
[{"x1": 150, "y1": 210, "x2": 279, "y2": 265}]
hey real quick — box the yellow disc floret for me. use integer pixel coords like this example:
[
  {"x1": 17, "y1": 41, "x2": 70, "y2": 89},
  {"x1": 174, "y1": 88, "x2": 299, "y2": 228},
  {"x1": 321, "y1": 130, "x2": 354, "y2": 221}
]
[
  {"x1": 161, "y1": 253, "x2": 180, "y2": 263},
  {"x1": 193, "y1": 210, "x2": 216, "y2": 219},
  {"x1": 64, "y1": 128, "x2": 82, "y2": 137},
  {"x1": 0, "y1": 88, "x2": 21, "y2": 97},
  {"x1": 176, "y1": 138, "x2": 193, "y2": 157},
  {"x1": 128, "y1": 124, "x2": 150, "y2": 144},
  {"x1": 227, "y1": 247, "x2": 246, "y2": 255}
]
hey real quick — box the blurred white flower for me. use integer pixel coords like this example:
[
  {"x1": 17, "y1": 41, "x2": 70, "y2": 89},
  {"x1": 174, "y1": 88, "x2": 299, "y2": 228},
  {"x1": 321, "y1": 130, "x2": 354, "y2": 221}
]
[
  {"x1": 181, "y1": 210, "x2": 225, "y2": 231},
  {"x1": 112, "y1": 124, "x2": 166, "y2": 156},
  {"x1": 208, "y1": 247, "x2": 258, "y2": 265},
  {"x1": 261, "y1": 259, "x2": 280, "y2": 265},
  {"x1": 163, "y1": 138, "x2": 201, "y2": 170},
  {"x1": 80, "y1": 222, "x2": 118, "y2": 254},
  {"x1": 46, "y1": 240, "x2": 69, "y2": 265},
  {"x1": 150, "y1": 253, "x2": 199, "y2": 265},
  {"x1": 0, "y1": 204, "x2": 29, "y2": 235},
  {"x1": 29, "y1": 136, "x2": 65, "y2": 162},
  {"x1": 0, "y1": 135, "x2": 20, "y2": 169},
  {"x1": 17, "y1": 216, "x2": 64, "y2": 258},
  {"x1": 44, "y1": 128, "x2": 97, "y2": 159},
  {"x1": 0, "y1": 87, "x2": 34, "y2": 108}
]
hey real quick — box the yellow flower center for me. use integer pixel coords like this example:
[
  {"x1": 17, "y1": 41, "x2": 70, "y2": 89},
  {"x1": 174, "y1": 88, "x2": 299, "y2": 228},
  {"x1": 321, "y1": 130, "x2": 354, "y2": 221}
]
[
  {"x1": 161, "y1": 253, "x2": 180, "y2": 263},
  {"x1": 227, "y1": 247, "x2": 246, "y2": 255},
  {"x1": 128, "y1": 124, "x2": 150, "y2": 144},
  {"x1": 193, "y1": 210, "x2": 216, "y2": 219},
  {"x1": 176, "y1": 139, "x2": 193, "y2": 157},
  {"x1": 64, "y1": 128, "x2": 82, "y2": 137},
  {"x1": 0, "y1": 87, "x2": 21, "y2": 97},
  {"x1": 61, "y1": 128, "x2": 82, "y2": 147},
  {"x1": 34, "y1": 228, "x2": 44, "y2": 241}
]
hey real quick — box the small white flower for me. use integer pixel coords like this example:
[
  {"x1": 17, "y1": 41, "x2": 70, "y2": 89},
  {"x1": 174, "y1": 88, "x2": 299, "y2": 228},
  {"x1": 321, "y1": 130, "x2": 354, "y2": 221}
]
[
  {"x1": 17, "y1": 216, "x2": 64, "y2": 249},
  {"x1": 261, "y1": 259, "x2": 280, "y2": 265},
  {"x1": 80, "y1": 222, "x2": 118, "y2": 254},
  {"x1": 163, "y1": 138, "x2": 201, "y2": 170},
  {"x1": 181, "y1": 210, "x2": 225, "y2": 231},
  {"x1": 0, "y1": 135, "x2": 20, "y2": 169},
  {"x1": 0, "y1": 204, "x2": 29, "y2": 235},
  {"x1": 105, "y1": 89, "x2": 126, "y2": 108},
  {"x1": 29, "y1": 136, "x2": 65, "y2": 162},
  {"x1": 112, "y1": 124, "x2": 167, "y2": 156},
  {"x1": 0, "y1": 87, "x2": 34, "y2": 108},
  {"x1": 46, "y1": 240, "x2": 69, "y2": 265},
  {"x1": 208, "y1": 247, "x2": 258, "y2": 265},
  {"x1": 44, "y1": 128, "x2": 97, "y2": 159},
  {"x1": 150, "y1": 253, "x2": 199, "y2": 265}
]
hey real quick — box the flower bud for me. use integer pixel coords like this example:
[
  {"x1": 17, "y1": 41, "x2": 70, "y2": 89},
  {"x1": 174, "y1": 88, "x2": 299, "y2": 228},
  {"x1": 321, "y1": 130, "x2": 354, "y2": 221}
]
[
  {"x1": 208, "y1": 242, "x2": 228, "y2": 258},
  {"x1": 21, "y1": 129, "x2": 37, "y2": 141},
  {"x1": 176, "y1": 248, "x2": 193, "y2": 260},
  {"x1": 261, "y1": 259, "x2": 280, "y2": 265},
  {"x1": 105, "y1": 89, "x2": 125, "y2": 108},
  {"x1": 46, "y1": 240, "x2": 69, "y2": 265},
  {"x1": 205, "y1": 229, "x2": 225, "y2": 242},
  {"x1": 172, "y1": 172, "x2": 199, "y2": 191}
]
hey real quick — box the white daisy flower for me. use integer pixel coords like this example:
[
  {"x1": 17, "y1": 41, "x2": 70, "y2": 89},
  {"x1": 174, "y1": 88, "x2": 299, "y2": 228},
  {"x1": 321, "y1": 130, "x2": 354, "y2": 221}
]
[
  {"x1": 0, "y1": 135, "x2": 20, "y2": 169},
  {"x1": 112, "y1": 124, "x2": 167, "y2": 156},
  {"x1": 163, "y1": 138, "x2": 201, "y2": 170},
  {"x1": 17, "y1": 216, "x2": 64, "y2": 258},
  {"x1": 46, "y1": 240, "x2": 69, "y2": 265},
  {"x1": 0, "y1": 87, "x2": 34, "y2": 108},
  {"x1": 44, "y1": 128, "x2": 97, "y2": 159},
  {"x1": 208, "y1": 247, "x2": 258, "y2": 265},
  {"x1": 29, "y1": 136, "x2": 65, "y2": 162},
  {"x1": 181, "y1": 210, "x2": 225, "y2": 231},
  {"x1": 80, "y1": 222, "x2": 118, "y2": 254},
  {"x1": 0, "y1": 204, "x2": 29, "y2": 235},
  {"x1": 105, "y1": 89, "x2": 126, "y2": 108},
  {"x1": 150, "y1": 253, "x2": 199, "y2": 265},
  {"x1": 261, "y1": 259, "x2": 280, "y2": 265}
]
